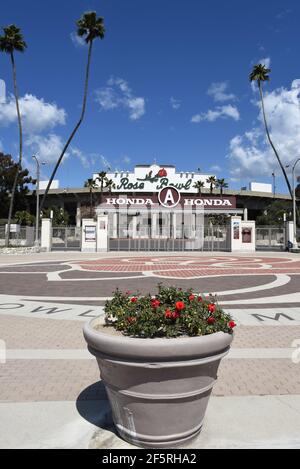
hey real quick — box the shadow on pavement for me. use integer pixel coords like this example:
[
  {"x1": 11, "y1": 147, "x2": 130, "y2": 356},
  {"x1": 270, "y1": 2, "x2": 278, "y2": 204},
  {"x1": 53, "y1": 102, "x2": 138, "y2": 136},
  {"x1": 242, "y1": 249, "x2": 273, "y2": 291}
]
[{"x1": 76, "y1": 381, "x2": 116, "y2": 433}]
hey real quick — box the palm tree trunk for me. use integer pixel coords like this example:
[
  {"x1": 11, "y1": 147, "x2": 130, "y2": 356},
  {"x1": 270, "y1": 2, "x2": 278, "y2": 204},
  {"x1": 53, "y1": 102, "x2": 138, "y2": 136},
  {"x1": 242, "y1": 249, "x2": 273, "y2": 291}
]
[
  {"x1": 40, "y1": 40, "x2": 94, "y2": 213},
  {"x1": 5, "y1": 52, "x2": 23, "y2": 247},
  {"x1": 258, "y1": 82, "x2": 293, "y2": 198}
]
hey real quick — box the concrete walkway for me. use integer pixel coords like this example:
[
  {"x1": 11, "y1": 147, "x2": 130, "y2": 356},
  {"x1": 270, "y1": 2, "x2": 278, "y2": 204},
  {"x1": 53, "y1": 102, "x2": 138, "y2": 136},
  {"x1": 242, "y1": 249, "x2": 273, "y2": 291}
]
[{"x1": 1, "y1": 395, "x2": 299, "y2": 449}]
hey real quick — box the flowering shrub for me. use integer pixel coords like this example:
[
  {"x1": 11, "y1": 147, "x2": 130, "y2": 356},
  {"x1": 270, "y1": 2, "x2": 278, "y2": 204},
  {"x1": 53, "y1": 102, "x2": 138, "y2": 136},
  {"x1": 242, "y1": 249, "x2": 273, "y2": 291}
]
[{"x1": 104, "y1": 285, "x2": 236, "y2": 338}]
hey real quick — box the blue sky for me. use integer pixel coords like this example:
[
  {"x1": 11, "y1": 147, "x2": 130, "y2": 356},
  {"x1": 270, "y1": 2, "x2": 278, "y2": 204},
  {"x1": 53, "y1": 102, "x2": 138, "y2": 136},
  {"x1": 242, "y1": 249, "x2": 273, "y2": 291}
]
[{"x1": 1, "y1": 0, "x2": 300, "y2": 194}]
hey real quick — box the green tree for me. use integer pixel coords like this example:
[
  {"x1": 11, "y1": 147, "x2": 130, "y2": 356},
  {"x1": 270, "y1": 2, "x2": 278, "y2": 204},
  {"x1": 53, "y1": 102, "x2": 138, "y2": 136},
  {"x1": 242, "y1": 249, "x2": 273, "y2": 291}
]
[
  {"x1": 40, "y1": 11, "x2": 105, "y2": 213},
  {"x1": 216, "y1": 178, "x2": 228, "y2": 196},
  {"x1": 206, "y1": 176, "x2": 217, "y2": 194},
  {"x1": 105, "y1": 178, "x2": 116, "y2": 194},
  {"x1": 249, "y1": 64, "x2": 292, "y2": 198},
  {"x1": 193, "y1": 180, "x2": 205, "y2": 195},
  {"x1": 0, "y1": 25, "x2": 27, "y2": 246},
  {"x1": 84, "y1": 178, "x2": 98, "y2": 217},
  {"x1": 96, "y1": 171, "x2": 109, "y2": 204},
  {"x1": 15, "y1": 210, "x2": 35, "y2": 226},
  {"x1": 256, "y1": 200, "x2": 292, "y2": 226},
  {"x1": 42, "y1": 206, "x2": 69, "y2": 226},
  {"x1": 0, "y1": 153, "x2": 34, "y2": 218}
]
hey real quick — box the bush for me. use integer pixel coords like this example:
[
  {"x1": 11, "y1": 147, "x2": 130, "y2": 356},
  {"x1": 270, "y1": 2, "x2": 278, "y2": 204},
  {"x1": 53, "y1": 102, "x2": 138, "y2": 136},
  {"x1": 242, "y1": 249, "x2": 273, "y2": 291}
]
[{"x1": 104, "y1": 284, "x2": 236, "y2": 338}]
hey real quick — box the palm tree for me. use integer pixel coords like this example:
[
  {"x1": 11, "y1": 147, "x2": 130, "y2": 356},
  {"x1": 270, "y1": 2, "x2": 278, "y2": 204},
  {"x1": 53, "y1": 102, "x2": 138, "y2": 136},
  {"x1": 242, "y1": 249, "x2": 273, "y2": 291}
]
[
  {"x1": 96, "y1": 171, "x2": 109, "y2": 204},
  {"x1": 40, "y1": 11, "x2": 105, "y2": 212},
  {"x1": 0, "y1": 25, "x2": 27, "y2": 246},
  {"x1": 84, "y1": 178, "x2": 97, "y2": 217},
  {"x1": 216, "y1": 178, "x2": 228, "y2": 196},
  {"x1": 105, "y1": 178, "x2": 116, "y2": 194},
  {"x1": 193, "y1": 180, "x2": 205, "y2": 195},
  {"x1": 249, "y1": 64, "x2": 292, "y2": 198},
  {"x1": 206, "y1": 176, "x2": 217, "y2": 194}
]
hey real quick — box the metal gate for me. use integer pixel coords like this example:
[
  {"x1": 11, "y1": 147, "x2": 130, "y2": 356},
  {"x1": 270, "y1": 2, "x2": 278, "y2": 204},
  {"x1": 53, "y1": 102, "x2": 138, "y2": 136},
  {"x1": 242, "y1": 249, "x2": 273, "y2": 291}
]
[
  {"x1": 255, "y1": 226, "x2": 285, "y2": 251},
  {"x1": 108, "y1": 224, "x2": 231, "y2": 252},
  {"x1": 52, "y1": 226, "x2": 81, "y2": 251}
]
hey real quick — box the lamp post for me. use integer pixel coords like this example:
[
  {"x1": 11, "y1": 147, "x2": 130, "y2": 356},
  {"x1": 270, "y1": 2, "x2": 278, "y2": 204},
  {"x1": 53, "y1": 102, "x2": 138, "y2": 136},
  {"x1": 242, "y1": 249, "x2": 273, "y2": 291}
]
[
  {"x1": 271, "y1": 172, "x2": 276, "y2": 197},
  {"x1": 292, "y1": 158, "x2": 300, "y2": 246},
  {"x1": 32, "y1": 156, "x2": 45, "y2": 246}
]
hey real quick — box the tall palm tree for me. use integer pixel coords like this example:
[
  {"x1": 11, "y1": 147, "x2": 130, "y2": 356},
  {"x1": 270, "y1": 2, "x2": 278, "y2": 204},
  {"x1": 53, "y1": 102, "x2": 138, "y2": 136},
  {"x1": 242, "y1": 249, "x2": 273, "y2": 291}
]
[
  {"x1": 84, "y1": 178, "x2": 97, "y2": 217},
  {"x1": 96, "y1": 171, "x2": 109, "y2": 204},
  {"x1": 105, "y1": 178, "x2": 116, "y2": 194},
  {"x1": 40, "y1": 11, "x2": 105, "y2": 212},
  {"x1": 193, "y1": 180, "x2": 205, "y2": 195},
  {"x1": 206, "y1": 176, "x2": 217, "y2": 194},
  {"x1": 216, "y1": 178, "x2": 228, "y2": 196},
  {"x1": 0, "y1": 25, "x2": 27, "y2": 247},
  {"x1": 249, "y1": 64, "x2": 292, "y2": 198}
]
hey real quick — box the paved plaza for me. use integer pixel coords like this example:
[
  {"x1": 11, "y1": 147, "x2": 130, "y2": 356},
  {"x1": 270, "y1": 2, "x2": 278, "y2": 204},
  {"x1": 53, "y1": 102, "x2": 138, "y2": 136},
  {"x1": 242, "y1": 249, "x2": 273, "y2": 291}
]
[{"x1": 0, "y1": 251, "x2": 300, "y2": 448}]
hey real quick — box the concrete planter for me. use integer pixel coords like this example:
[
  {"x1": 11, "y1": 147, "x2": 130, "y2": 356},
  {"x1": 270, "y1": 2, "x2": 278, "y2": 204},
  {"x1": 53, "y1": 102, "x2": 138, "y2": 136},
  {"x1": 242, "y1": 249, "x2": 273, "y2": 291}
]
[{"x1": 83, "y1": 316, "x2": 233, "y2": 448}]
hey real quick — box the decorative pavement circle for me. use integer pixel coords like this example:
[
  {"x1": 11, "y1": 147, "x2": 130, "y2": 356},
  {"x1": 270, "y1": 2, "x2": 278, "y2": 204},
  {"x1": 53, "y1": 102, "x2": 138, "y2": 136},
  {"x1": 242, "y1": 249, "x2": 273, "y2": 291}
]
[{"x1": 0, "y1": 253, "x2": 300, "y2": 448}]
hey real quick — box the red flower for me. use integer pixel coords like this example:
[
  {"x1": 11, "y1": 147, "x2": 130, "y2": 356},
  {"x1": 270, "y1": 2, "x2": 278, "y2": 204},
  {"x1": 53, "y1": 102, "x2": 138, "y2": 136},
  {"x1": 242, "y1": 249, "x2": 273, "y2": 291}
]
[
  {"x1": 198, "y1": 296, "x2": 203, "y2": 302},
  {"x1": 130, "y1": 297, "x2": 138, "y2": 303},
  {"x1": 228, "y1": 321, "x2": 236, "y2": 329},
  {"x1": 165, "y1": 309, "x2": 173, "y2": 319},
  {"x1": 127, "y1": 316, "x2": 136, "y2": 324},
  {"x1": 175, "y1": 301, "x2": 185, "y2": 311},
  {"x1": 207, "y1": 303, "x2": 216, "y2": 313},
  {"x1": 172, "y1": 311, "x2": 180, "y2": 319},
  {"x1": 189, "y1": 295, "x2": 196, "y2": 301},
  {"x1": 207, "y1": 317, "x2": 216, "y2": 325},
  {"x1": 151, "y1": 299, "x2": 160, "y2": 308},
  {"x1": 157, "y1": 168, "x2": 167, "y2": 177}
]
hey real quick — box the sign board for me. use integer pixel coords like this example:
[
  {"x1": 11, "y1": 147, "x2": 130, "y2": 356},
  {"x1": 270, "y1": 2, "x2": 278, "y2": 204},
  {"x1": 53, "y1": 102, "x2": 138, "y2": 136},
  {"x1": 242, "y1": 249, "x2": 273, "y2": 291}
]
[
  {"x1": 85, "y1": 225, "x2": 96, "y2": 242},
  {"x1": 102, "y1": 190, "x2": 236, "y2": 210},
  {"x1": 5, "y1": 224, "x2": 20, "y2": 233},
  {"x1": 93, "y1": 164, "x2": 213, "y2": 194}
]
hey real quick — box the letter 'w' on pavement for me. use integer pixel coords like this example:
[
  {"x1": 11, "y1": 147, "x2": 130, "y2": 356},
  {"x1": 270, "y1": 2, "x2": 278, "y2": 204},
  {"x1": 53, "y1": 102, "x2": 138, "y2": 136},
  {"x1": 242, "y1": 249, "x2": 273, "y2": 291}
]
[{"x1": 0, "y1": 339, "x2": 6, "y2": 364}]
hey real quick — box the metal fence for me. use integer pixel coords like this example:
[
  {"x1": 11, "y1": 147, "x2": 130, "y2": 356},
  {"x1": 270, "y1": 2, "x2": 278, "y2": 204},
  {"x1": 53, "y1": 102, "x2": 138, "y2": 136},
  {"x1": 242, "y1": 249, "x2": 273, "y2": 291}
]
[
  {"x1": 52, "y1": 226, "x2": 81, "y2": 251},
  {"x1": 0, "y1": 226, "x2": 35, "y2": 247},
  {"x1": 255, "y1": 226, "x2": 285, "y2": 251},
  {"x1": 108, "y1": 225, "x2": 231, "y2": 252}
]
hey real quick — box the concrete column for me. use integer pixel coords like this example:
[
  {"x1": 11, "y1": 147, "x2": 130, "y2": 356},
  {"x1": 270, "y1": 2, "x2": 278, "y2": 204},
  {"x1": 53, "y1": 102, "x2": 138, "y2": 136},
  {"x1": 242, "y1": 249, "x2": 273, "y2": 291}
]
[
  {"x1": 76, "y1": 202, "x2": 81, "y2": 228},
  {"x1": 112, "y1": 212, "x2": 118, "y2": 238},
  {"x1": 131, "y1": 216, "x2": 137, "y2": 238},
  {"x1": 230, "y1": 216, "x2": 242, "y2": 252},
  {"x1": 172, "y1": 213, "x2": 177, "y2": 238},
  {"x1": 285, "y1": 221, "x2": 295, "y2": 249},
  {"x1": 41, "y1": 218, "x2": 52, "y2": 252},
  {"x1": 151, "y1": 213, "x2": 157, "y2": 238},
  {"x1": 244, "y1": 208, "x2": 248, "y2": 221},
  {"x1": 97, "y1": 214, "x2": 108, "y2": 252}
]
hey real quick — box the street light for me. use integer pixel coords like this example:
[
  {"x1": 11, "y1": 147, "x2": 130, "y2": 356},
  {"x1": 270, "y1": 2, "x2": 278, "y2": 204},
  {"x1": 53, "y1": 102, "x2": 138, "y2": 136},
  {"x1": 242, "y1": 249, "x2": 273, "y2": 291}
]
[
  {"x1": 271, "y1": 172, "x2": 276, "y2": 196},
  {"x1": 32, "y1": 156, "x2": 45, "y2": 246}
]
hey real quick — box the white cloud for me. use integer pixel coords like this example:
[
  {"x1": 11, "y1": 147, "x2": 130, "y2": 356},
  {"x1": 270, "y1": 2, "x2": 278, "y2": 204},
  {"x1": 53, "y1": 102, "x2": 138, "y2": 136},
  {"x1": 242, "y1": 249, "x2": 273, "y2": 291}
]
[
  {"x1": 191, "y1": 104, "x2": 240, "y2": 123},
  {"x1": 69, "y1": 147, "x2": 90, "y2": 168},
  {"x1": 207, "y1": 82, "x2": 236, "y2": 102},
  {"x1": 70, "y1": 32, "x2": 86, "y2": 48},
  {"x1": 209, "y1": 165, "x2": 221, "y2": 173},
  {"x1": 0, "y1": 79, "x2": 6, "y2": 104},
  {"x1": 170, "y1": 96, "x2": 181, "y2": 109},
  {"x1": 25, "y1": 134, "x2": 66, "y2": 164},
  {"x1": 122, "y1": 155, "x2": 131, "y2": 164},
  {"x1": 95, "y1": 78, "x2": 145, "y2": 120},
  {"x1": 0, "y1": 94, "x2": 66, "y2": 134},
  {"x1": 258, "y1": 57, "x2": 271, "y2": 68},
  {"x1": 229, "y1": 79, "x2": 300, "y2": 179}
]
